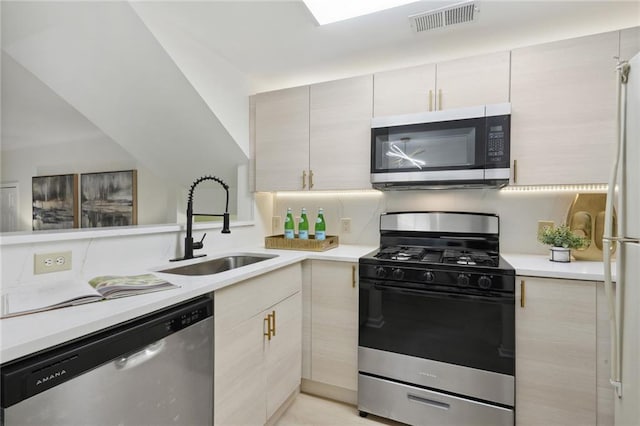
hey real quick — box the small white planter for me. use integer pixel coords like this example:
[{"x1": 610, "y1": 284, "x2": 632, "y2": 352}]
[{"x1": 549, "y1": 247, "x2": 571, "y2": 262}]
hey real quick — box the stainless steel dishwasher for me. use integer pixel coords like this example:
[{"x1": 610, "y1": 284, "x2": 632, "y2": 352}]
[{"x1": 1, "y1": 296, "x2": 213, "y2": 426}]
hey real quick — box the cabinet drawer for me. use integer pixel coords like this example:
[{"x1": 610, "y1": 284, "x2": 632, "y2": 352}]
[
  {"x1": 358, "y1": 374, "x2": 513, "y2": 426},
  {"x1": 215, "y1": 263, "x2": 302, "y2": 327}
]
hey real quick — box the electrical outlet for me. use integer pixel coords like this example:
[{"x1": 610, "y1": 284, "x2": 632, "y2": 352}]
[
  {"x1": 272, "y1": 216, "x2": 281, "y2": 234},
  {"x1": 538, "y1": 220, "x2": 555, "y2": 235},
  {"x1": 340, "y1": 218, "x2": 352, "y2": 234},
  {"x1": 34, "y1": 251, "x2": 72, "y2": 274}
]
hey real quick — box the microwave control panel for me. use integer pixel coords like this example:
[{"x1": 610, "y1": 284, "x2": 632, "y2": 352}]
[{"x1": 485, "y1": 115, "x2": 510, "y2": 166}]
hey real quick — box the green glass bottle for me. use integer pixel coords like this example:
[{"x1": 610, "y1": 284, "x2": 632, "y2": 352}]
[
  {"x1": 315, "y1": 208, "x2": 326, "y2": 241},
  {"x1": 299, "y1": 208, "x2": 309, "y2": 240},
  {"x1": 284, "y1": 208, "x2": 295, "y2": 239}
]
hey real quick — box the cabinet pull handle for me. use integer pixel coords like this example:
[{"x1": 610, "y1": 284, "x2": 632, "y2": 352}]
[
  {"x1": 309, "y1": 170, "x2": 314, "y2": 189},
  {"x1": 264, "y1": 314, "x2": 272, "y2": 340},
  {"x1": 438, "y1": 89, "x2": 443, "y2": 111},
  {"x1": 520, "y1": 280, "x2": 526, "y2": 308},
  {"x1": 428, "y1": 90, "x2": 433, "y2": 111},
  {"x1": 302, "y1": 170, "x2": 307, "y2": 189},
  {"x1": 352, "y1": 265, "x2": 356, "y2": 288},
  {"x1": 513, "y1": 159, "x2": 518, "y2": 184},
  {"x1": 271, "y1": 310, "x2": 276, "y2": 337}
]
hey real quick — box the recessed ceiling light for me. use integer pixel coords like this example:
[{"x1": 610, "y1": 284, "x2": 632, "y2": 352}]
[{"x1": 302, "y1": 0, "x2": 417, "y2": 25}]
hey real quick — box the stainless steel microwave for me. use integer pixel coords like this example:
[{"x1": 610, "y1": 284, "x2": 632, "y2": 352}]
[{"x1": 370, "y1": 103, "x2": 511, "y2": 190}]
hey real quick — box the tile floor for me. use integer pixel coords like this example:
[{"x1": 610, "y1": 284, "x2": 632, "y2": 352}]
[{"x1": 275, "y1": 393, "x2": 404, "y2": 426}]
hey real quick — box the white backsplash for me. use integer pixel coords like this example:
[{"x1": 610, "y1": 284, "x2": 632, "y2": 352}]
[{"x1": 273, "y1": 189, "x2": 579, "y2": 254}]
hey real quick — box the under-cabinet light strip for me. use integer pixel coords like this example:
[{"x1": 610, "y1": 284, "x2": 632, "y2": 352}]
[
  {"x1": 501, "y1": 184, "x2": 608, "y2": 193},
  {"x1": 274, "y1": 190, "x2": 383, "y2": 198}
]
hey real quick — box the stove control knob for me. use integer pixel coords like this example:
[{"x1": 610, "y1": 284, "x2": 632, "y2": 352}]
[
  {"x1": 423, "y1": 271, "x2": 435, "y2": 282},
  {"x1": 392, "y1": 268, "x2": 405, "y2": 280},
  {"x1": 457, "y1": 273, "x2": 470, "y2": 287},
  {"x1": 375, "y1": 267, "x2": 387, "y2": 278},
  {"x1": 478, "y1": 275, "x2": 492, "y2": 289}
]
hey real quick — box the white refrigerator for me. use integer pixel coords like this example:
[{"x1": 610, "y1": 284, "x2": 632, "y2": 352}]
[{"x1": 604, "y1": 52, "x2": 640, "y2": 426}]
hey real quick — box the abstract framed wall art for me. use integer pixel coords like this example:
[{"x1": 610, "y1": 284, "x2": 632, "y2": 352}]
[
  {"x1": 32, "y1": 174, "x2": 79, "y2": 230},
  {"x1": 81, "y1": 170, "x2": 137, "y2": 228}
]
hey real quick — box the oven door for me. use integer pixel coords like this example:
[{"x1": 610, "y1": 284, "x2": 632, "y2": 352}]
[{"x1": 359, "y1": 278, "x2": 515, "y2": 376}]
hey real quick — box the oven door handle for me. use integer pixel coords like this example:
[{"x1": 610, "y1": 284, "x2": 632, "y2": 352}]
[{"x1": 370, "y1": 283, "x2": 514, "y2": 304}]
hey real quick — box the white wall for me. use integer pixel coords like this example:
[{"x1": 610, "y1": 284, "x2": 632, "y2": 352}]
[
  {"x1": 1, "y1": 136, "x2": 179, "y2": 231},
  {"x1": 1, "y1": 193, "x2": 272, "y2": 291}
]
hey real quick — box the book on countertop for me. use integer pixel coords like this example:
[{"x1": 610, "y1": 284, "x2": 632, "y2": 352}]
[{"x1": 1, "y1": 274, "x2": 179, "y2": 319}]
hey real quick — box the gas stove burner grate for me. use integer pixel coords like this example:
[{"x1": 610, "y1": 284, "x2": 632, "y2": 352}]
[
  {"x1": 442, "y1": 249, "x2": 498, "y2": 267},
  {"x1": 376, "y1": 246, "x2": 426, "y2": 261}
]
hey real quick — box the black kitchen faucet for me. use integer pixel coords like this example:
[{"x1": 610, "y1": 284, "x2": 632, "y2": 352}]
[{"x1": 171, "y1": 175, "x2": 230, "y2": 261}]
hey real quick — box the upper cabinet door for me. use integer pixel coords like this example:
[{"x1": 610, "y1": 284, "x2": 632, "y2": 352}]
[
  {"x1": 255, "y1": 86, "x2": 310, "y2": 191},
  {"x1": 373, "y1": 51, "x2": 510, "y2": 117},
  {"x1": 510, "y1": 31, "x2": 619, "y2": 185},
  {"x1": 309, "y1": 75, "x2": 373, "y2": 191},
  {"x1": 435, "y1": 51, "x2": 511, "y2": 110},
  {"x1": 373, "y1": 63, "x2": 436, "y2": 117}
]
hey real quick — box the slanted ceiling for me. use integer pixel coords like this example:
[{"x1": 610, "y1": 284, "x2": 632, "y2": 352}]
[{"x1": 1, "y1": 1, "x2": 248, "y2": 188}]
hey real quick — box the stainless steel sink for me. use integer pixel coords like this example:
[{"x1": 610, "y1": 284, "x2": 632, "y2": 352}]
[{"x1": 160, "y1": 254, "x2": 278, "y2": 276}]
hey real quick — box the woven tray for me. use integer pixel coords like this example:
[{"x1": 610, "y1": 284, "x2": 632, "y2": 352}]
[{"x1": 265, "y1": 234, "x2": 339, "y2": 251}]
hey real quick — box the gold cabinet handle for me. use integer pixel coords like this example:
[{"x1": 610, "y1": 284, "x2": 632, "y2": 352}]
[
  {"x1": 438, "y1": 89, "x2": 443, "y2": 110},
  {"x1": 352, "y1": 265, "x2": 356, "y2": 288},
  {"x1": 264, "y1": 314, "x2": 272, "y2": 340},
  {"x1": 513, "y1": 159, "x2": 518, "y2": 184},
  {"x1": 428, "y1": 90, "x2": 433, "y2": 111},
  {"x1": 302, "y1": 170, "x2": 307, "y2": 189},
  {"x1": 271, "y1": 310, "x2": 276, "y2": 337},
  {"x1": 520, "y1": 279, "x2": 526, "y2": 308},
  {"x1": 309, "y1": 170, "x2": 314, "y2": 189}
]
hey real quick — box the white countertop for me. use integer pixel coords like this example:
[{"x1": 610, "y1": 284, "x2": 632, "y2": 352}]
[
  {"x1": 0, "y1": 244, "x2": 376, "y2": 363},
  {"x1": 503, "y1": 253, "x2": 611, "y2": 281},
  {"x1": 1, "y1": 246, "x2": 609, "y2": 363}
]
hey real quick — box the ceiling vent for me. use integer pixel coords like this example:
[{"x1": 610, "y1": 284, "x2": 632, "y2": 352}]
[{"x1": 409, "y1": 1, "x2": 478, "y2": 33}]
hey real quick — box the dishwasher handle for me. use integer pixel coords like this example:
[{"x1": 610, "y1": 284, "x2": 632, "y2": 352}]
[{"x1": 114, "y1": 339, "x2": 166, "y2": 371}]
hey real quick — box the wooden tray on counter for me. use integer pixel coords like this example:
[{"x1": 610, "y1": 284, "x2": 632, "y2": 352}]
[{"x1": 265, "y1": 234, "x2": 339, "y2": 251}]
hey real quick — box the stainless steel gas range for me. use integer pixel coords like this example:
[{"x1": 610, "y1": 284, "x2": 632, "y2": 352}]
[{"x1": 358, "y1": 212, "x2": 515, "y2": 426}]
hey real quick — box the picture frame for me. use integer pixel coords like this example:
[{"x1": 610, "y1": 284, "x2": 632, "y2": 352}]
[
  {"x1": 81, "y1": 170, "x2": 137, "y2": 228},
  {"x1": 32, "y1": 174, "x2": 79, "y2": 230}
]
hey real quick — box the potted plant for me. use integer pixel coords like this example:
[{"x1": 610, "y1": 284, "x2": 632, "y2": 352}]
[{"x1": 537, "y1": 224, "x2": 588, "y2": 262}]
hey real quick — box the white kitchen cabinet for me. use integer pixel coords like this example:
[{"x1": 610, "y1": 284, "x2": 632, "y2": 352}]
[
  {"x1": 373, "y1": 63, "x2": 436, "y2": 116},
  {"x1": 515, "y1": 276, "x2": 597, "y2": 426},
  {"x1": 596, "y1": 282, "x2": 614, "y2": 426},
  {"x1": 214, "y1": 264, "x2": 302, "y2": 426},
  {"x1": 373, "y1": 51, "x2": 510, "y2": 116},
  {"x1": 254, "y1": 86, "x2": 310, "y2": 191},
  {"x1": 510, "y1": 31, "x2": 620, "y2": 185},
  {"x1": 309, "y1": 260, "x2": 359, "y2": 392},
  {"x1": 254, "y1": 75, "x2": 373, "y2": 191},
  {"x1": 309, "y1": 75, "x2": 373, "y2": 190},
  {"x1": 265, "y1": 291, "x2": 303, "y2": 419}
]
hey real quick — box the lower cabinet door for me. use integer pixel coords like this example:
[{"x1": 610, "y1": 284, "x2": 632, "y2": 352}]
[
  {"x1": 515, "y1": 276, "x2": 597, "y2": 426},
  {"x1": 214, "y1": 314, "x2": 266, "y2": 426},
  {"x1": 265, "y1": 291, "x2": 302, "y2": 419},
  {"x1": 311, "y1": 261, "x2": 358, "y2": 391}
]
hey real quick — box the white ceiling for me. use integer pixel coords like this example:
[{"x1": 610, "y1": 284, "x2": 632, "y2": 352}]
[{"x1": 131, "y1": 0, "x2": 640, "y2": 92}]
